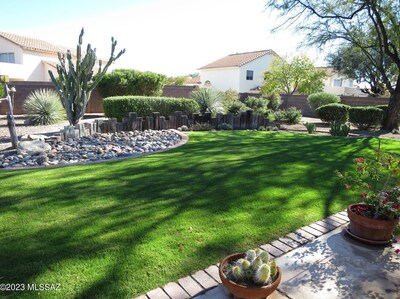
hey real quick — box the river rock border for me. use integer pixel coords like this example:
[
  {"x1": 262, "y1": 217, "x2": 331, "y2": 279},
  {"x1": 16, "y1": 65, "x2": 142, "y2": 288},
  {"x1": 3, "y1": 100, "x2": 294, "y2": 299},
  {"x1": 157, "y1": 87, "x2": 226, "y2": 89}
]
[{"x1": 0, "y1": 130, "x2": 188, "y2": 170}]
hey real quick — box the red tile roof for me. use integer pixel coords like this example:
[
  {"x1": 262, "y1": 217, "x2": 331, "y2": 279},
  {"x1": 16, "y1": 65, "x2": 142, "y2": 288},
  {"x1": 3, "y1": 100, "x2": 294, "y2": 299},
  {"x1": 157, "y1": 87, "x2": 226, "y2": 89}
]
[
  {"x1": 185, "y1": 76, "x2": 201, "y2": 85},
  {"x1": 199, "y1": 50, "x2": 277, "y2": 70},
  {"x1": 0, "y1": 31, "x2": 72, "y2": 55}
]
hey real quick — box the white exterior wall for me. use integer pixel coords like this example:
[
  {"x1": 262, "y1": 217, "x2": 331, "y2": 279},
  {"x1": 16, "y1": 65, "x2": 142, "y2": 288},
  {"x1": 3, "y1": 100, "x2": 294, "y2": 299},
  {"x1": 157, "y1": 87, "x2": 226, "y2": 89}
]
[
  {"x1": 0, "y1": 37, "x2": 24, "y2": 80},
  {"x1": 199, "y1": 67, "x2": 240, "y2": 91},
  {"x1": 238, "y1": 54, "x2": 275, "y2": 92},
  {"x1": 22, "y1": 50, "x2": 58, "y2": 81},
  {"x1": 323, "y1": 71, "x2": 363, "y2": 96}
]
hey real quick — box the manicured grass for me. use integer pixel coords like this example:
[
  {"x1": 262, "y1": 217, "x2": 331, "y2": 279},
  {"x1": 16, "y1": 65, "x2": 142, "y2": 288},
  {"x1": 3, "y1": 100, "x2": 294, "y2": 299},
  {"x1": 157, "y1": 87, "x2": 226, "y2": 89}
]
[{"x1": 0, "y1": 131, "x2": 399, "y2": 298}]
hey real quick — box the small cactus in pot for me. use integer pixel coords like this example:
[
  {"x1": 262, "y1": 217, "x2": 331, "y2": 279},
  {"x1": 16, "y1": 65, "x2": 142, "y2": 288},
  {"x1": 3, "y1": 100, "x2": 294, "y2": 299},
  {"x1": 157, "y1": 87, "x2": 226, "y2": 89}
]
[{"x1": 222, "y1": 248, "x2": 279, "y2": 287}]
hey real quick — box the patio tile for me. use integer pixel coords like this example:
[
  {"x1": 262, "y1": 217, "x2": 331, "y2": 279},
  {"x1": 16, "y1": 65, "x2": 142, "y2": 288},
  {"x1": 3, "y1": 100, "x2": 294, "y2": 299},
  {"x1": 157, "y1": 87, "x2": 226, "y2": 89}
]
[
  {"x1": 278, "y1": 236, "x2": 301, "y2": 248},
  {"x1": 309, "y1": 223, "x2": 331, "y2": 234},
  {"x1": 320, "y1": 217, "x2": 342, "y2": 227},
  {"x1": 300, "y1": 225, "x2": 325, "y2": 237},
  {"x1": 286, "y1": 232, "x2": 309, "y2": 245},
  {"x1": 163, "y1": 282, "x2": 190, "y2": 299},
  {"x1": 271, "y1": 240, "x2": 293, "y2": 253},
  {"x1": 204, "y1": 265, "x2": 221, "y2": 283},
  {"x1": 314, "y1": 220, "x2": 336, "y2": 230},
  {"x1": 147, "y1": 287, "x2": 169, "y2": 299},
  {"x1": 193, "y1": 285, "x2": 231, "y2": 299},
  {"x1": 327, "y1": 215, "x2": 347, "y2": 225},
  {"x1": 178, "y1": 275, "x2": 204, "y2": 297},
  {"x1": 293, "y1": 229, "x2": 316, "y2": 241},
  {"x1": 192, "y1": 270, "x2": 219, "y2": 290},
  {"x1": 260, "y1": 243, "x2": 285, "y2": 257},
  {"x1": 334, "y1": 212, "x2": 349, "y2": 222}
]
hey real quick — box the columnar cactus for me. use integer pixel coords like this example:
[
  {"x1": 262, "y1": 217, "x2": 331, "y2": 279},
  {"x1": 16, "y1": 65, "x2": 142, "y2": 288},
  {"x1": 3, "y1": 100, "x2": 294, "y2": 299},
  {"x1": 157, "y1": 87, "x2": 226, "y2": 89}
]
[
  {"x1": 225, "y1": 248, "x2": 278, "y2": 286},
  {"x1": 49, "y1": 28, "x2": 125, "y2": 126}
]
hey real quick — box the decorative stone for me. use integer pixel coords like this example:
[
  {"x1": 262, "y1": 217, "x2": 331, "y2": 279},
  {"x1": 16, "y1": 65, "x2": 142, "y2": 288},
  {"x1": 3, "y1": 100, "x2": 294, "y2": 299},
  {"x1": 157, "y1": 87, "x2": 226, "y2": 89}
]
[{"x1": 17, "y1": 140, "x2": 52, "y2": 156}]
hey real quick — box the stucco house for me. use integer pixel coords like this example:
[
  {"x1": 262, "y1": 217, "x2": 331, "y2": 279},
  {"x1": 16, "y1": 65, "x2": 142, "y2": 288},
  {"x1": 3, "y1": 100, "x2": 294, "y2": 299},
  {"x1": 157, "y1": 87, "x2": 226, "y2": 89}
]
[
  {"x1": 0, "y1": 31, "x2": 76, "y2": 81},
  {"x1": 198, "y1": 50, "x2": 279, "y2": 93},
  {"x1": 318, "y1": 67, "x2": 364, "y2": 96}
]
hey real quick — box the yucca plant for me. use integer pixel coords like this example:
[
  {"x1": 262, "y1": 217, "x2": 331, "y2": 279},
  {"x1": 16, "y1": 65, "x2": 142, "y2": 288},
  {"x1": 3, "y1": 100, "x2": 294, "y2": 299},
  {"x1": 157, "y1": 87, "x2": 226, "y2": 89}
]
[
  {"x1": 190, "y1": 88, "x2": 222, "y2": 114},
  {"x1": 24, "y1": 89, "x2": 65, "y2": 125}
]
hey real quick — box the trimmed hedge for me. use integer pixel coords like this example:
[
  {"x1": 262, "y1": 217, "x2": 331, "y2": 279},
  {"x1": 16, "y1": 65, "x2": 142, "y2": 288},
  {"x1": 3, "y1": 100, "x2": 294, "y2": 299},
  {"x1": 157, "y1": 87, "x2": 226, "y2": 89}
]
[
  {"x1": 103, "y1": 96, "x2": 200, "y2": 120},
  {"x1": 316, "y1": 103, "x2": 350, "y2": 123},
  {"x1": 349, "y1": 106, "x2": 384, "y2": 130}
]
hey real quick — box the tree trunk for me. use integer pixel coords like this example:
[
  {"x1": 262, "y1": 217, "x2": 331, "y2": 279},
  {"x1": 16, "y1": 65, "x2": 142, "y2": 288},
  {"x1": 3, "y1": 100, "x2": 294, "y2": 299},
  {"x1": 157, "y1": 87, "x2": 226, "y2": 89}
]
[
  {"x1": 7, "y1": 112, "x2": 18, "y2": 149},
  {"x1": 382, "y1": 91, "x2": 400, "y2": 131}
]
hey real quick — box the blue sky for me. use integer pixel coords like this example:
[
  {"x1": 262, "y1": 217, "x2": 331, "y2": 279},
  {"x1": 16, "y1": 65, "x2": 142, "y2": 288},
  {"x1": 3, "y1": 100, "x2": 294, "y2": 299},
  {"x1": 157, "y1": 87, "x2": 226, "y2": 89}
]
[{"x1": 2, "y1": 0, "x2": 325, "y2": 76}]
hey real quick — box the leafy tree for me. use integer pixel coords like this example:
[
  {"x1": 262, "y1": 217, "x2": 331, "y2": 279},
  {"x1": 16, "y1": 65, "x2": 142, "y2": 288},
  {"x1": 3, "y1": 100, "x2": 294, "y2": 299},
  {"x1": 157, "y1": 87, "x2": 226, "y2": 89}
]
[
  {"x1": 327, "y1": 44, "x2": 396, "y2": 96},
  {"x1": 265, "y1": 0, "x2": 400, "y2": 130},
  {"x1": 165, "y1": 76, "x2": 187, "y2": 86},
  {"x1": 262, "y1": 55, "x2": 326, "y2": 95},
  {"x1": 49, "y1": 28, "x2": 125, "y2": 125},
  {"x1": 97, "y1": 69, "x2": 166, "y2": 98}
]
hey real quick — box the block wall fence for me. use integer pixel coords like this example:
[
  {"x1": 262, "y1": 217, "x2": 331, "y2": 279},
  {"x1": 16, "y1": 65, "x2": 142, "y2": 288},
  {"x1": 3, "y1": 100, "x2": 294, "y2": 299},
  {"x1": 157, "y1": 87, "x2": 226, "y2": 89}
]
[{"x1": 0, "y1": 82, "x2": 389, "y2": 117}]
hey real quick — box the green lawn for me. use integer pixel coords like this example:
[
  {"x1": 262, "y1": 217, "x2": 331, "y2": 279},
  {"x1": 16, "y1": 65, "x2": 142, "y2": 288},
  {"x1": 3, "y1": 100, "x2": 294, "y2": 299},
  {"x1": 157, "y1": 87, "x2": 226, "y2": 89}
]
[{"x1": 0, "y1": 131, "x2": 398, "y2": 298}]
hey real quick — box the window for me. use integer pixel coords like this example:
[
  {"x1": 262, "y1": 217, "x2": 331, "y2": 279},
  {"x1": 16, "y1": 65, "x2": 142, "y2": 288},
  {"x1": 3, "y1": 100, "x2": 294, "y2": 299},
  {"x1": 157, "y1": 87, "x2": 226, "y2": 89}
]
[
  {"x1": 246, "y1": 70, "x2": 253, "y2": 81},
  {"x1": 348, "y1": 79, "x2": 354, "y2": 87},
  {"x1": 0, "y1": 53, "x2": 15, "y2": 63},
  {"x1": 333, "y1": 79, "x2": 342, "y2": 87}
]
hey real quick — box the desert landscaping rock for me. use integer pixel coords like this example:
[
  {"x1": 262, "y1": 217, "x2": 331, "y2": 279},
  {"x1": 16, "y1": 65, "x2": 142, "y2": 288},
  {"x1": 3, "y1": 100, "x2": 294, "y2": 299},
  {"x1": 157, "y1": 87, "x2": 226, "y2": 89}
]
[{"x1": 1, "y1": 130, "x2": 181, "y2": 169}]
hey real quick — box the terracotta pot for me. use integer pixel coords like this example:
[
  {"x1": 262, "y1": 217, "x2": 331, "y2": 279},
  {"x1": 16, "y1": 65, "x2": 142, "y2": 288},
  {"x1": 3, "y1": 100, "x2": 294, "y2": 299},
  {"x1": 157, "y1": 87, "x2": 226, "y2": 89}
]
[
  {"x1": 219, "y1": 253, "x2": 281, "y2": 299},
  {"x1": 347, "y1": 204, "x2": 399, "y2": 242}
]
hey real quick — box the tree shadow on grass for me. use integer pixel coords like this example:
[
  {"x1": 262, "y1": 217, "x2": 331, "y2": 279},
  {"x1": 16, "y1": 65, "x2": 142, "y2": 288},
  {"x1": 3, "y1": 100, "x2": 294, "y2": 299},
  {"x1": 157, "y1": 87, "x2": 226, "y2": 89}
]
[{"x1": 0, "y1": 132, "x2": 397, "y2": 298}]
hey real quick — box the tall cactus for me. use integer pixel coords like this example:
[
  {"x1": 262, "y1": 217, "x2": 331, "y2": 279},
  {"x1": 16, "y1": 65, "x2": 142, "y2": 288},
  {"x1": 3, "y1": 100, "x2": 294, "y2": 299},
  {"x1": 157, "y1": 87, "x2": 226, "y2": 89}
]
[{"x1": 49, "y1": 28, "x2": 125, "y2": 125}]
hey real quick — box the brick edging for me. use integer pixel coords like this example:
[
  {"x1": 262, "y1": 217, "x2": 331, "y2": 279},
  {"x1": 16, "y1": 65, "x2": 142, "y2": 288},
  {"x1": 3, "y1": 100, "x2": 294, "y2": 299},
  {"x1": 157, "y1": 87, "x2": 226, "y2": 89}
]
[{"x1": 135, "y1": 211, "x2": 350, "y2": 299}]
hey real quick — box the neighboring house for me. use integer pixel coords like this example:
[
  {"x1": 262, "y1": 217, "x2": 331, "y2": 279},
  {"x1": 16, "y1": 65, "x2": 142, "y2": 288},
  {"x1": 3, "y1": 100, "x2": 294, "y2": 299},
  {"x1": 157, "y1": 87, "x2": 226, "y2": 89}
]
[
  {"x1": 0, "y1": 31, "x2": 74, "y2": 81},
  {"x1": 198, "y1": 50, "x2": 279, "y2": 93},
  {"x1": 184, "y1": 75, "x2": 201, "y2": 86},
  {"x1": 318, "y1": 67, "x2": 364, "y2": 96}
]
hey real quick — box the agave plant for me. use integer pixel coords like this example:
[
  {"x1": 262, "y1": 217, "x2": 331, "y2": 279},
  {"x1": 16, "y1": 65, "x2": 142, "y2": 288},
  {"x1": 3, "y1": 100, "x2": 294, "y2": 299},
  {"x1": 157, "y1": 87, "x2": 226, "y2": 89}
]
[
  {"x1": 224, "y1": 248, "x2": 278, "y2": 286},
  {"x1": 190, "y1": 88, "x2": 222, "y2": 114},
  {"x1": 23, "y1": 89, "x2": 65, "y2": 125}
]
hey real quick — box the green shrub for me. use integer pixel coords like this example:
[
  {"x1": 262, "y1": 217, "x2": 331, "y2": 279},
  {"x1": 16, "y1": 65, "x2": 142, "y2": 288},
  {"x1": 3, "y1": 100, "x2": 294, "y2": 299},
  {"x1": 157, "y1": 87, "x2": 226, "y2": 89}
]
[
  {"x1": 190, "y1": 88, "x2": 222, "y2": 114},
  {"x1": 307, "y1": 92, "x2": 340, "y2": 109},
  {"x1": 284, "y1": 107, "x2": 302, "y2": 124},
  {"x1": 103, "y1": 96, "x2": 200, "y2": 120},
  {"x1": 224, "y1": 100, "x2": 248, "y2": 115},
  {"x1": 268, "y1": 110, "x2": 285, "y2": 123},
  {"x1": 97, "y1": 69, "x2": 166, "y2": 98},
  {"x1": 316, "y1": 103, "x2": 350, "y2": 123},
  {"x1": 349, "y1": 106, "x2": 384, "y2": 130},
  {"x1": 264, "y1": 93, "x2": 282, "y2": 111},
  {"x1": 245, "y1": 96, "x2": 269, "y2": 115},
  {"x1": 23, "y1": 89, "x2": 65, "y2": 125},
  {"x1": 219, "y1": 123, "x2": 233, "y2": 130},
  {"x1": 330, "y1": 121, "x2": 350, "y2": 137},
  {"x1": 304, "y1": 122, "x2": 316, "y2": 134},
  {"x1": 191, "y1": 122, "x2": 214, "y2": 131}
]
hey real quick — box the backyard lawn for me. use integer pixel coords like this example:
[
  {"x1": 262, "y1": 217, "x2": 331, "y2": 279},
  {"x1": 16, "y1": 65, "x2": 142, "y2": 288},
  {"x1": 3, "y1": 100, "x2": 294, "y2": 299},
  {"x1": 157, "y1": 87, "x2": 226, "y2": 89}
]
[{"x1": 0, "y1": 131, "x2": 399, "y2": 298}]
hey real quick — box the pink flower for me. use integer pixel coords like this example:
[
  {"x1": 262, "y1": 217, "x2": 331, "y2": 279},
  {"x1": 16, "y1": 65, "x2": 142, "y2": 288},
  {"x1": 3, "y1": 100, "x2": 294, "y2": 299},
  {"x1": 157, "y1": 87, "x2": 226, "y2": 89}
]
[
  {"x1": 395, "y1": 249, "x2": 400, "y2": 254},
  {"x1": 356, "y1": 157, "x2": 363, "y2": 164},
  {"x1": 357, "y1": 166, "x2": 364, "y2": 172},
  {"x1": 345, "y1": 185, "x2": 351, "y2": 190},
  {"x1": 392, "y1": 203, "x2": 400, "y2": 209},
  {"x1": 360, "y1": 192, "x2": 368, "y2": 198},
  {"x1": 383, "y1": 199, "x2": 389, "y2": 204},
  {"x1": 367, "y1": 185, "x2": 373, "y2": 189}
]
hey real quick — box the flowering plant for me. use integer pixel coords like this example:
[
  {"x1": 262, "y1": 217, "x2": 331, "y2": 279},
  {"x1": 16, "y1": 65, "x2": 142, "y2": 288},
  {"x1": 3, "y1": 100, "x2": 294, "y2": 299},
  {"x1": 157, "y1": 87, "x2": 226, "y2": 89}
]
[{"x1": 336, "y1": 146, "x2": 400, "y2": 221}]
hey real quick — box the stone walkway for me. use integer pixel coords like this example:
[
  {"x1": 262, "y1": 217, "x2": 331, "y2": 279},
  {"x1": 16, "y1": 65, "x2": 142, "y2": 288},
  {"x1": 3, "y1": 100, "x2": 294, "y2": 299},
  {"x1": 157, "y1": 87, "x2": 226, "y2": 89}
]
[{"x1": 135, "y1": 211, "x2": 400, "y2": 299}]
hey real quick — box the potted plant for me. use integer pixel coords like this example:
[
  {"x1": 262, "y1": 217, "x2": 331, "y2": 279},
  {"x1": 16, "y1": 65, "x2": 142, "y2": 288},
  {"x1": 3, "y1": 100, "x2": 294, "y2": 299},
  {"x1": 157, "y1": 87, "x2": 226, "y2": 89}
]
[
  {"x1": 219, "y1": 248, "x2": 281, "y2": 299},
  {"x1": 336, "y1": 142, "x2": 400, "y2": 244}
]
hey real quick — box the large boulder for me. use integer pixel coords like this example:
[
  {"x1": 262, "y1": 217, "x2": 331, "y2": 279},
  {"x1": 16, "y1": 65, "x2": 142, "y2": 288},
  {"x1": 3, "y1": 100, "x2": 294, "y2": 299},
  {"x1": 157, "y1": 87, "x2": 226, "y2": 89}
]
[{"x1": 17, "y1": 140, "x2": 52, "y2": 156}]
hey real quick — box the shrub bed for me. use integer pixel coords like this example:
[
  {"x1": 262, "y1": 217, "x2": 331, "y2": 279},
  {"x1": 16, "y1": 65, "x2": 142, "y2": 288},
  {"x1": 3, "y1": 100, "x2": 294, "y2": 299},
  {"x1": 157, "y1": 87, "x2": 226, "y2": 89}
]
[
  {"x1": 103, "y1": 96, "x2": 200, "y2": 120},
  {"x1": 349, "y1": 106, "x2": 384, "y2": 130},
  {"x1": 316, "y1": 103, "x2": 350, "y2": 123}
]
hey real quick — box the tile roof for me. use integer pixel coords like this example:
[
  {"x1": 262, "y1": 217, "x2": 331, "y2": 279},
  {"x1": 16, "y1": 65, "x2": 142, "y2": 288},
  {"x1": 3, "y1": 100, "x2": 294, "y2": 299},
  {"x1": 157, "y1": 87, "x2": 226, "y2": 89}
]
[
  {"x1": 199, "y1": 50, "x2": 277, "y2": 70},
  {"x1": 0, "y1": 31, "x2": 72, "y2": 55},
  {"x1": 185, "y1": 76, "x2": 201, "y2": 85}
]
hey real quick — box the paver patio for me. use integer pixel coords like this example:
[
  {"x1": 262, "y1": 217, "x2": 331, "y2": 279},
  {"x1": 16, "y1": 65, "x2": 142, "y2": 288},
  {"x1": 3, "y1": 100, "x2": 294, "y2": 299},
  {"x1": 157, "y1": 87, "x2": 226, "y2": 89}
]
[{"x1": 136, "y1": 211, "x2": 400, "y2": 299}]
